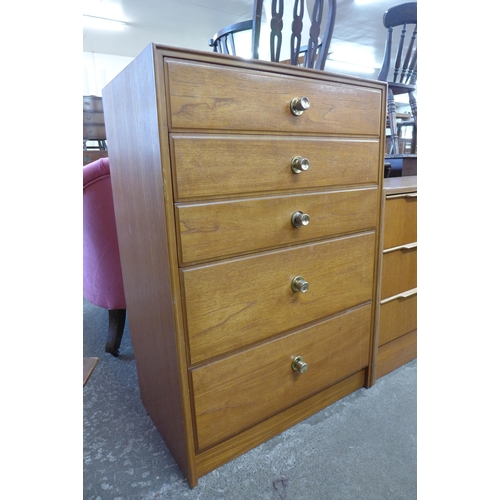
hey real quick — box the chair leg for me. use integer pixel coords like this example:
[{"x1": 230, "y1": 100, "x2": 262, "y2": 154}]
[
  {"x1": 387, "y1": 88, "x2": 399, "y2": 155},
  {"x1": 105, "y1": 309, "x2": 126, "y2": 357},
  {"x1": 408, "y1": 91, "x2": 417, "y2": 128},
  {"x1": 408, "y1": 91, "x2": 417, "y2": 154}
]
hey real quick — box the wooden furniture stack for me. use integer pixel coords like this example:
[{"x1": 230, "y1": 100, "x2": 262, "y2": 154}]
[
  {"x1": 374, "y1": 176, "x2": 417, "y2": 379},
  {"x1": 102, "y1": 44, "x2": 387, "y2": 488},
  {"x1": 83, "y1": 95, "x2": 108, "y2": 165}
]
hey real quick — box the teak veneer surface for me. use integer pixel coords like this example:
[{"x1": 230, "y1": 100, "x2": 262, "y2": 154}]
[
  {"x1": 195, "y1": 369, "x2": 366, "y2": 477},
  {"x1": 192, "y1": 304, "x2": 371, "y2": 450},
  {"x1": 378, "y1": 293, "x2": 417, "y2": 346},
  {"x1": 373, "y1": 176, "x2": 417, "y2": 383},
  {"x1": 182, "y1": 233, "x2": 375, "y2": 364},
  {"x1": 177, "y1": 187, "x2": 378, "y2": 264},
  {"x1": 380, "y1": 247, "x2": 417, "y2": 299},
  {"x1": 377, "y1": 330, "x2": 417, "y2": 379},
  {"x1": 166, "y1": 60, "x2": 382, "y2": 135},
  {"x1": 383, "y1": 195, "x2": 417, "y2": 249},
  {"x1": 171, "y1": 135, "x2": 380, "y2": 200},
  {"x1": 102, "y1": 43, "x2": 387, "y2": 488}
]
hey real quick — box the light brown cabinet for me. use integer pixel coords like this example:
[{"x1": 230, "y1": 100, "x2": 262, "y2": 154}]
[
  {"x1": 102, "y1": 44, "x2": 387, "y2": 488},
  {"x1": 374, "y1": 176, "x2": 417, "y2": 380}
]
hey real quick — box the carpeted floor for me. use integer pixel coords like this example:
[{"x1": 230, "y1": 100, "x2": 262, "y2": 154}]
[{"x1": 83, "y1": 297, "x2": 417, "y2": 499}]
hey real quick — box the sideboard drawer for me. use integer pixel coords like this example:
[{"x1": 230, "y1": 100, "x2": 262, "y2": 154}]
[
  {"x1": 182, "y1": 232, "x2": 375, "y2": 364},
  {"x1": 83, "y1": 125, "x2": 106, "y2": 140},
  {"x1": 378, "y1": 291, "x2": 417, "y2": 346},
  {"x1": 191, "y1": 304, "x2": 371, "y2": 451},
  {"x1": 380, "y1": 247, "x2": 417, "y2": 300},
  {"x1": 83, "y1": 150, "x2": 108, "y2": 165},
  {"x1": 171, "y1": 134, "x2": 380, "y2": 200},
  {"x1": 83, "y1": 112, "x2": 105, "y2": 125},
  {"x1": 383, "y1": 193, "x2": 417, "y2": 249},
  {"x1": 166, "y1": 61, "x2": 382, "y2": 135},
  {"x1": 176, "y1": 187, "x2": 378, "y2": 265},
  {"x1": 83, "y1": 95, "x2": 103, "y2": 112}
]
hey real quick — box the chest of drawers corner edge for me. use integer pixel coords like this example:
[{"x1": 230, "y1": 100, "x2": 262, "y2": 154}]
[
  {"x1": 372, "y1": 175, "x2": 417, "y2": 382},
  {"x1": 102, "y1": 43, "x2": 388, "y2": 488}
]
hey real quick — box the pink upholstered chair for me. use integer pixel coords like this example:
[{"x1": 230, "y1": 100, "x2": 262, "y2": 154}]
[{"x1": 83, "y1": 157, "x2": 126, "y2": 356}]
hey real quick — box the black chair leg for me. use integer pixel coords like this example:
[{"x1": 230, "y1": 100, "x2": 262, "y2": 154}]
[
  {"x1": 105, "y1": 309, "x2": 126, "y2": 357},
  {"x1": 387, "y1": 88, "x2": 399, "y2": 155}
]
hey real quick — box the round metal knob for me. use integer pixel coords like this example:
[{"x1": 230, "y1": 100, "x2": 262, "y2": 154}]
[
  {"x1": 291, "y1": 276, "x2": 309, "y2": 293},
  {"x1": 290, "y1": 96, "x2": 310, "y2": 116},
  {"x1": 291, "y1": 156, "x2": 310, "y2": 174},
  {"x1": 291, "y1": 211, "x2": 310, "y2": 228},
  {"x1": 292, "y1": 356, "x2": 308, "y2": 373}
]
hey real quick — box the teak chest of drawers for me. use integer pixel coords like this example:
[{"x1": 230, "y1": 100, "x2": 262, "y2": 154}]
[
  {"x1": 102, "y1": 44, "x2": 387, "y2": 488},
  {"x1": 374, "y1": 176, "x2": 417, "y2": 379}
]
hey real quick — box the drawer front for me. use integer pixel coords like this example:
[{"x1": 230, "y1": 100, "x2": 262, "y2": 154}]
[
  {"x1": 83, "y1": 111, "x2": 105, "y2": 125},
  {"x1": 381, "y1": 247, "x2": 417, "y2": 299},
  {"x1": 83, "y1": 96, "x2": 103, "y2": 112},
  {"x1": 166, "y1": 61, "x2": 382, "y2": 135},
  {"x1": 83, "y1": 125, "x2": 106, "y2": 140},
  {"x1": 171, "y1": 135, "x2": 380, "y2": 200},
  {"x1": 378, "y1": 292, "x2": 417, "y2": 346},
  {"x1": 191, "y1": 304, "x2": 371, "y2": 451},
  {"x1": 83, "y1": 150, "x2": 108, "y2": 165},
  {"x1": 383, "y1": 193, "x2": 417, "y2": 249},
  {"x1": 182, "y1": 232, "x2": 375, "y2": 364},
  {"x1": 177, "y1": 187, "x2": 378, "y2": 265}
]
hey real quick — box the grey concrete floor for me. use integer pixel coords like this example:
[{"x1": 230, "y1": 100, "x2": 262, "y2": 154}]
[{"x1": 83, "y1": 298, "x2": 417, "y2": 499}]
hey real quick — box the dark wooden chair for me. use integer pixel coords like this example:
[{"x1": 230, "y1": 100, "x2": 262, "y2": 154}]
[
  {"x1": 209, "y1": 1, "x2": 337, "y2": 70},
  {"x1": 209, "y1": 19, "x2": 253, "y2": 55},
  {"x1": 377, "y1": 2, "x2": 417, "y2": 155}
]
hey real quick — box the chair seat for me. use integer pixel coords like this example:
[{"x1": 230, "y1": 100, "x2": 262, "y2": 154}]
[{"x1": 387, "y1": 81, "x2": 416, "y2": 95}]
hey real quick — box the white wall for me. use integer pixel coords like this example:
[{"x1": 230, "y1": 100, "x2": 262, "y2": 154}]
[{"x1": 83, "y1": 52, "x2": 134, "y2": 96}]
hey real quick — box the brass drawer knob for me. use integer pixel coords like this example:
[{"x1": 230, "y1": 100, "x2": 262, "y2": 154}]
[
  {"x1": 290, "y1": 96, "x2": 310, "y2": 116},
  {"x1": 291, "y1": 276, "x2": 309, "y2": 293},
  {"x1": 291, "y1": 156, "x2": 310, "y2": 174},
  {"x1": 291, "y1": 211, "x2": 310, "y2": 228},
  {"x1": 292, "y1": 356, "x2": 308, "y2": 373}
]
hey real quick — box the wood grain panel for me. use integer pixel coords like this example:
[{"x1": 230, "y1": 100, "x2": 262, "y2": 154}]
[
  {"x1": 171, "y1": 134, "x2": 380, "y2": 200},
  {"x1": 166, "y1": 60, "x2": 382, "y2": 135},
  {"x1": 83, "y1": 125, "x2": 106, "y2": 140},
  {"x1": 378, "y1": 293, "x2": 417, "y2": 346},
  {"x1": 377, "y1": 330, "x2": 417, "y2": 379},
  {"x1": 102, "y1": 46, "x2": 196, "y2": 486},
  {"x1": 176, "y1": 187, "x2": 378, "y2": 264},
  {"x1": 83, "y1": 150, "x2": 108, "y2": 165},
  {"x1": 192, "y1": 304, "x2": 371, "y2": 450},
  {"x1": 182, "y1": 232, "x2": 375, "y2": 364},
  {"x1": 383, "y1": 194, "x2": 417, "y2": 249},
  {"x1": 380, "y1": 247, "x2": 417, "y2": 299},
  {"x1": 195, "y1": 369, "x2": 366, "y2": 477},
  {"x1": 83, "y1": 111, "x2": 105, "y2": 125}
]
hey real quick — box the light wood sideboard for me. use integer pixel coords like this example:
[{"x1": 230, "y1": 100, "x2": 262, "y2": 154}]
[
  {"x1": 373, "y1": 175, "x2": 417, "y2": 380},
  {"x1": 102, "y1": 44, "x2": 387, "y2": 488}
]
